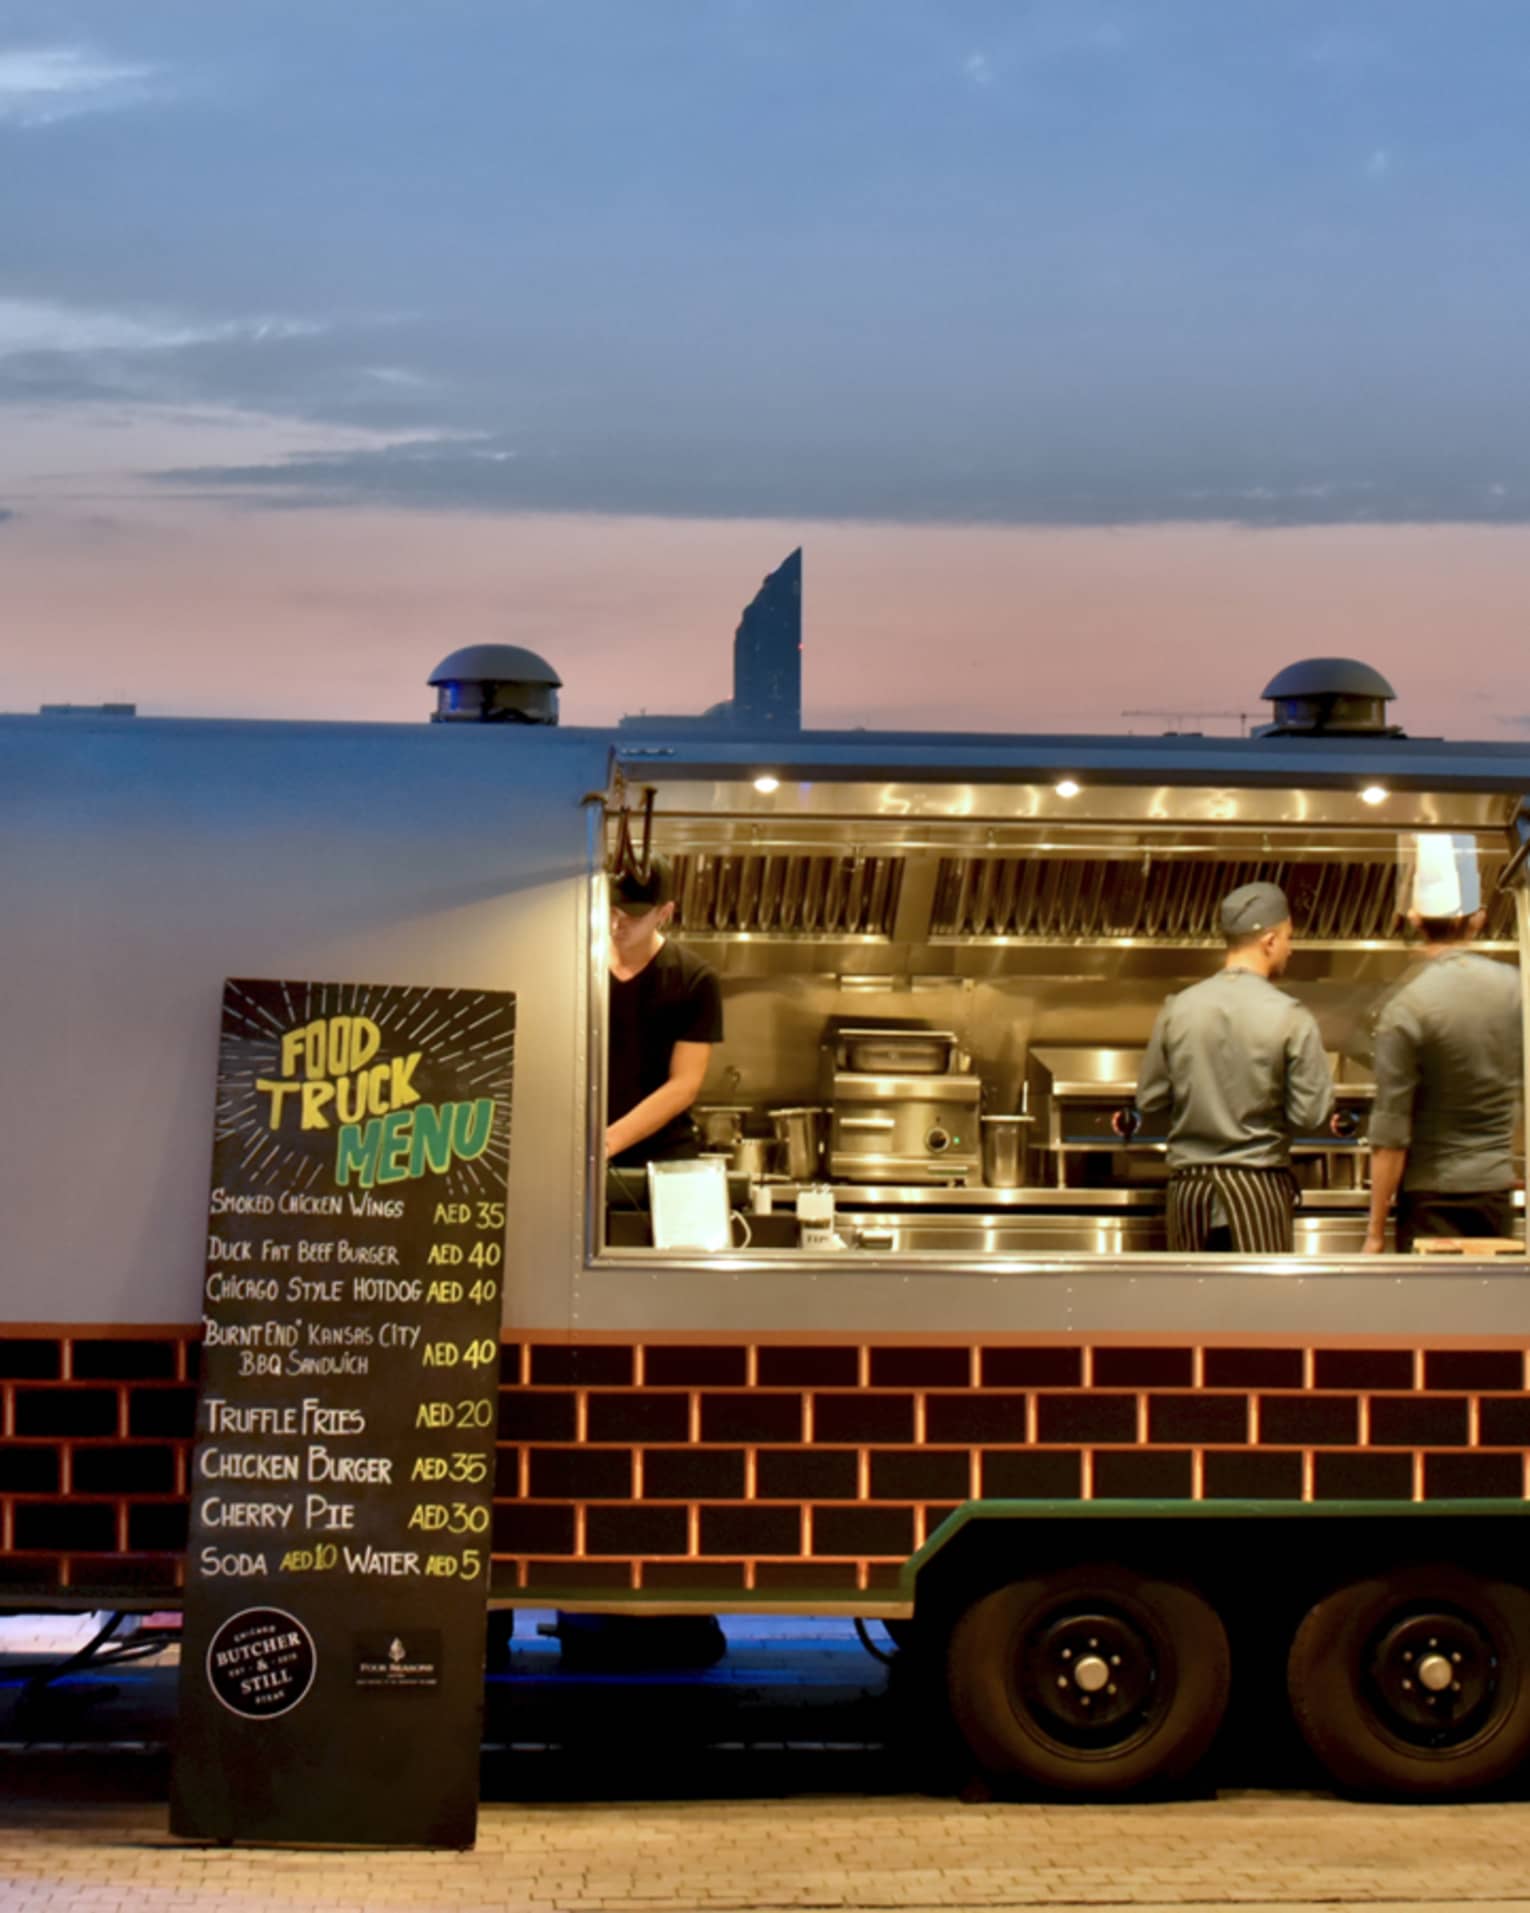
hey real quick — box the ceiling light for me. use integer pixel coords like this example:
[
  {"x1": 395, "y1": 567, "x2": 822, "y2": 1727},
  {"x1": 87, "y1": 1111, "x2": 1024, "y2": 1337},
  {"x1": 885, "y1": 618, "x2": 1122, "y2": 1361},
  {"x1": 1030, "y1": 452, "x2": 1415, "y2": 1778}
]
[
  {"x1": 1360, "y1": 784, "x2": 1389, "y2": 806},
  {"x1": 753, "y1": 774, "x2": 780, "y2": 795},
  {"x1": 1054, "y1": 779, "x2": 1082, "y2": 799}
]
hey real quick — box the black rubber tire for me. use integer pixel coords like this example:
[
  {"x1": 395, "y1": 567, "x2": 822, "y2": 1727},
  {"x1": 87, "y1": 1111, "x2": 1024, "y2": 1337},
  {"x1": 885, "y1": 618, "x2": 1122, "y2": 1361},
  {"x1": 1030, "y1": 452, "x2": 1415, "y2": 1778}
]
[
  {"x1": 1287, "y1": 1566, "x2": 1530, "y2": 1799},
  {"x1": 946, "y1": 1563, "x2": 1230, "y2": 1797}
]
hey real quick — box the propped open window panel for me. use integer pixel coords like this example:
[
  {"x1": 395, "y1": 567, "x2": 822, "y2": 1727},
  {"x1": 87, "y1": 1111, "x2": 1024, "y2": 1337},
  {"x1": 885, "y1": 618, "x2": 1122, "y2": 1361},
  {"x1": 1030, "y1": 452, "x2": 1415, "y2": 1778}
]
[{"x1": 593, "y1": 778, "x2": 1526, "y2": 1266}]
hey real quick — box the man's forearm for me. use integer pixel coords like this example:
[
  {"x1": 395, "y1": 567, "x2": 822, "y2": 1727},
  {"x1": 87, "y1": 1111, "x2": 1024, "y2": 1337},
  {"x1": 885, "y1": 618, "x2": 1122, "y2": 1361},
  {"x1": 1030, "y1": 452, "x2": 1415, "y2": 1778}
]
[
  {"x1": 1365, "y1": 1146, "x2": 1408, "y2": 1251},
  {"x1": 606, "y1": 1078, "x2": 700, "y2": 1159}
]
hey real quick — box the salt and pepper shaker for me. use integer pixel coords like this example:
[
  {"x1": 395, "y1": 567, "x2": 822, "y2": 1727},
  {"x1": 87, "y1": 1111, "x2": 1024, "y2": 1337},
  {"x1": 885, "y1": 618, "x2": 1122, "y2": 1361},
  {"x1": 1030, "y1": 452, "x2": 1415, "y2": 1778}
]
[{"x1": 796, "y1": 1183, "x2": 837, "y2": 1251}]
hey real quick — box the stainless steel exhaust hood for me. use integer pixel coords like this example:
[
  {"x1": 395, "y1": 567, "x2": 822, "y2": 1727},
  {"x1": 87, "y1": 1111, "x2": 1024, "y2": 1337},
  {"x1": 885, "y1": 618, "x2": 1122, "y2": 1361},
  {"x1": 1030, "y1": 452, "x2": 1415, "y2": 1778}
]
[{"x1": 662, "y1": 843, "x2": 1516, "y2": 946}]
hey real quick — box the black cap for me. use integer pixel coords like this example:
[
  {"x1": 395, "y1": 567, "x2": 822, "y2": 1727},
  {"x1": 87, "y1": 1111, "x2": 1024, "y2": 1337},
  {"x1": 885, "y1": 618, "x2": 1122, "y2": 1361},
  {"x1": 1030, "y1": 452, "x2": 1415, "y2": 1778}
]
[{"x1": 611, "y1": 855, "x2": 675, "y2": 913}]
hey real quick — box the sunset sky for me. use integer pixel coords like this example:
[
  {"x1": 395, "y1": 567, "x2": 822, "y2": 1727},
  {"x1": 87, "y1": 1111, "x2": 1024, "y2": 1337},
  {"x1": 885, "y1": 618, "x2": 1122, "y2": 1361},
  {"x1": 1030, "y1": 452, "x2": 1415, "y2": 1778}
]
[{"x1": 4, "y1": 1, "x2": 1530, "y2": 737}]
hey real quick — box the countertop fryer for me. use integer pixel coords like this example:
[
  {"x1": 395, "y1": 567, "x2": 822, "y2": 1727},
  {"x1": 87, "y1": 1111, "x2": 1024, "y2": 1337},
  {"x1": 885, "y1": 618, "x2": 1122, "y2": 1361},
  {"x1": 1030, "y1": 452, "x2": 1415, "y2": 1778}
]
[{"x1": 822, "y1": 1024, "x2": 982, "y2": 1185}]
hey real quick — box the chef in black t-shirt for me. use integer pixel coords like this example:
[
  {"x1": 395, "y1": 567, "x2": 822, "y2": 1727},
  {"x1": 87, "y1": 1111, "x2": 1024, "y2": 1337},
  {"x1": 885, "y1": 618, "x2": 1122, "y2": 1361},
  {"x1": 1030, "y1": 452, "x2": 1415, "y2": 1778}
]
[{"x1": 606, "y1": 855, "x2": 724, "y2": 1167}]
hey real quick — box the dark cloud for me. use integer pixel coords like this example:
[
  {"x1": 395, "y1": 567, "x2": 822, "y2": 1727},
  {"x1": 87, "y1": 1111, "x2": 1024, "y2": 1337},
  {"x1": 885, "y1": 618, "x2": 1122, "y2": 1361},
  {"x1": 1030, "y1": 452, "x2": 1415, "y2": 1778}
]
[
  {"x1": 0, "y1": 508, "x2": 14, "y2": 525},
  {"x1": 14, "y1": 312, "x2": 1526, "y2": 528},
  {"x1": 0, "y1": 326, "x2": 445, "y2": 432},
  {"x1": 12, "y1": 3, "x2": 1530, "y2": 528},
  {"x1": 148, "y1": 434, "x2": 1530, "y2": 528}
]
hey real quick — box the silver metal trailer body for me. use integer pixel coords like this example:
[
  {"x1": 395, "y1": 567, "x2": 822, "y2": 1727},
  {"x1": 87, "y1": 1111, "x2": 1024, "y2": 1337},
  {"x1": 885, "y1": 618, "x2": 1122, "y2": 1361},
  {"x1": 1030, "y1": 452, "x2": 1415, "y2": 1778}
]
[
  {"x1": 0, "y1": 713, "x2": 602, "y2": 1333},
  {"x1": 6, "y1": 711, "x2": 1529, "y2": 1336},
  {"x1": 6, "y1": 700, "x2": 1530, "y2": 1801}
]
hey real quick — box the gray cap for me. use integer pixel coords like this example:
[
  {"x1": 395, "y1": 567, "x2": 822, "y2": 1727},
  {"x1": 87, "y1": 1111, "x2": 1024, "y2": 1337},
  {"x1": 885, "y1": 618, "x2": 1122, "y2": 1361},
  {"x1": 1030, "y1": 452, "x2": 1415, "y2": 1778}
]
[{"x1": 1219, "y1": 881, "x2": 1290, "y2": 937}]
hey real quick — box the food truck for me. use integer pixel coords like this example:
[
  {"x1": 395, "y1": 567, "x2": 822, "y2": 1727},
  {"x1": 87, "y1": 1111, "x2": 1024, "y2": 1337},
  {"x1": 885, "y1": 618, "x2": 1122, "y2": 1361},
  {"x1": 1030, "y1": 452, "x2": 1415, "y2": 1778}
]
[{"x1": 3, "y1": 649, "x2": 1530, "y2": 1799}]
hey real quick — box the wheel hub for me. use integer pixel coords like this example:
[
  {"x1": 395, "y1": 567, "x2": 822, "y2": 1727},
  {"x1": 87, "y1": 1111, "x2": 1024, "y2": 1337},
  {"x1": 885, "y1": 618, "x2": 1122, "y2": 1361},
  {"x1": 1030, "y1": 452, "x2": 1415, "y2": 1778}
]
[
  {"x1": 1416, "y1": 1653, "x2": 1454, "y2": 1693},
  {"x1": 1073, "y1": 1654, "x2": 1111, "y2": 1693},
  {"x1": 1020, "y1": 1608, "x2": 1163, "y2": 1749},
  {"x1": 1368, "y1": 1609, "x2": 1497, "y2": 1746}
]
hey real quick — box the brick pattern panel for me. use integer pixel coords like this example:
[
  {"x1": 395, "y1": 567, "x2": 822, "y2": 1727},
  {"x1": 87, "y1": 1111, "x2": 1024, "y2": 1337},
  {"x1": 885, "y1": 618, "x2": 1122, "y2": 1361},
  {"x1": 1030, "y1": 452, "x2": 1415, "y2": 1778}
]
[
  {"x1": 0, "y1": 1332, "x2": 196, "y2": 1596},
  {"x1": 2, "y1": 1329, "x2": 1529, "y2": 1599},
  {"x1": 487, "y1": 1337, "x2": 1530, "y2": 1596}
]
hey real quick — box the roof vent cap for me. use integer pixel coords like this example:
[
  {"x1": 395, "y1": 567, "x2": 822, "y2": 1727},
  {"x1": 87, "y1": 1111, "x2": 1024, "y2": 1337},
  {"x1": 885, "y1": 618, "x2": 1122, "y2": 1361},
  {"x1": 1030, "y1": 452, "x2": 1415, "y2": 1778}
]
[
  {"x1": 1255, "y1": 657, "x2": 1402, "y2": 738},
  {"x1": 428, "y1": 644, "x2": 561, "y2": 725}
]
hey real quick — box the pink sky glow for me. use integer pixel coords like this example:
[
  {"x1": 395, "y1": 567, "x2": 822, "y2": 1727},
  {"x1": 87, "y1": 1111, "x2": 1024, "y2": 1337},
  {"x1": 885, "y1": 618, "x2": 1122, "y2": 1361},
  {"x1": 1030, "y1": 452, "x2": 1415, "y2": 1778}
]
[{"x1": 4, "y1": 503, "x2": 1527, "y2": 741}]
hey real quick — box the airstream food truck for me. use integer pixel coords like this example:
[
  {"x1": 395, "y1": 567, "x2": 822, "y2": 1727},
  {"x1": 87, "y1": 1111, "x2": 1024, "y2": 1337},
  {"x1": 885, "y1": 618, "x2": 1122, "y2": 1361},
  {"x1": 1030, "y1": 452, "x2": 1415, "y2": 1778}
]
[{"x1": 4, "y1": 651, "x2": 1530, "y2": 1799}]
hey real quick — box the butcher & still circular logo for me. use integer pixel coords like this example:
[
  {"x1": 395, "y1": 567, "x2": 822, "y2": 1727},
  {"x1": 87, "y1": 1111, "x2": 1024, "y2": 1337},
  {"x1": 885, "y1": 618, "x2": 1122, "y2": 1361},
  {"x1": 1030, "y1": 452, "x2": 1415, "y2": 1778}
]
[{"x1": 206, "y1": 1607, "x2": 317, "y2": 1719}]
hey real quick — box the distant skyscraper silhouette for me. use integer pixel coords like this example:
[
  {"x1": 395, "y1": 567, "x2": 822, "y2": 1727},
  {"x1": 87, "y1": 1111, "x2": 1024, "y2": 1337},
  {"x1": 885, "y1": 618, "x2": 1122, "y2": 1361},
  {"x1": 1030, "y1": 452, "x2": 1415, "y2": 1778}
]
[
  {"x1": 732, "y1": 547, "x2": 801, "y2": 732},
  {"x1": 618, "y1": 548, "x2": 802, "y2": 734}
]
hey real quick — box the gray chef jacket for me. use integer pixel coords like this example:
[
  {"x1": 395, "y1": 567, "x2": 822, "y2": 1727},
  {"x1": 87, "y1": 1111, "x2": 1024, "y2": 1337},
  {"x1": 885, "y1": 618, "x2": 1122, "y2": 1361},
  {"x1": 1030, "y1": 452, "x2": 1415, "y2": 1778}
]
[
  {"x1": 1138, "y1": 968, "x2": 1333, "y2": 1169},
  {"x1": 1369, "y1": 951, "x2": 1521, "y2": 1191}
]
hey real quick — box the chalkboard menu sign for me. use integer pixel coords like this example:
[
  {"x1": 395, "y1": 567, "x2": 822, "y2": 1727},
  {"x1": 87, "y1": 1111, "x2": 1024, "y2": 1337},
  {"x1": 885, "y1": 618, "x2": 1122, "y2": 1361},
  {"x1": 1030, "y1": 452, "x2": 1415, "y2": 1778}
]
[{"x1": 171, "y1": 979, "x2": 515, "y2": 1848}]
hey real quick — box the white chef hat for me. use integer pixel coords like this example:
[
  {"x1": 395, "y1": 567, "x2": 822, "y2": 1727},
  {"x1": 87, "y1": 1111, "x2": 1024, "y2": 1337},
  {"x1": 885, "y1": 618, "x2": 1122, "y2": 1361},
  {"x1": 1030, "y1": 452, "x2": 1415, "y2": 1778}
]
[{"x1": 1400, "y1": 832, "x2": 1481, "y2": 919}]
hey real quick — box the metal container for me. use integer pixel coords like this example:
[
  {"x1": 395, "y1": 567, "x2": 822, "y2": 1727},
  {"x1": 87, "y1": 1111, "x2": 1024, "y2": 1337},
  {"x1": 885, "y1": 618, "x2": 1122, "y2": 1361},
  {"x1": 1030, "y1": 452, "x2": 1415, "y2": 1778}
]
[
  {"x1": 730, "y1": 1135, "x2": 781, "y2": 1180},
  {"x1": 838, "y1": 1029, "x2": 962, "y2": 1075},
  {"x1": 770, "y1": 1106, "x2": 826, "y2": 1181},
  {"x1": 980, "y1": 1114, "x2": 1035, "y2": 1189},
  {"x1": 693, "y1": 1105, "x2": 749, "y2": 1150},
  {"x1": 701, "y1": 1134, "x2": 782, "y2": 1178}
]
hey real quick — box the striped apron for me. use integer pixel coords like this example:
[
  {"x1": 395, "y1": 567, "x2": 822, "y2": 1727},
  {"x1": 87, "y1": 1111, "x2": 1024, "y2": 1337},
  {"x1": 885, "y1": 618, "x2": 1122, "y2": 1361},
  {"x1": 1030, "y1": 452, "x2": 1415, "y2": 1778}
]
[{"x1": 1166, "y1": 1165, "x2": 1299, "y2": 1254}]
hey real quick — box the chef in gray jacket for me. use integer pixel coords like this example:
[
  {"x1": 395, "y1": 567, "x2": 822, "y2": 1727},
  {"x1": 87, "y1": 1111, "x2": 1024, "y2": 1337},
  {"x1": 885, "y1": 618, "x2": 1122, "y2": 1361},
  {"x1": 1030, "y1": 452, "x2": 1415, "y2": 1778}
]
[
  {"x1": 1364, "y1": 834, "x2": 1522, "y2": 1253},
  {"x1": 1138, "y1": 881, "x2": 1333, "y2": 1253}
]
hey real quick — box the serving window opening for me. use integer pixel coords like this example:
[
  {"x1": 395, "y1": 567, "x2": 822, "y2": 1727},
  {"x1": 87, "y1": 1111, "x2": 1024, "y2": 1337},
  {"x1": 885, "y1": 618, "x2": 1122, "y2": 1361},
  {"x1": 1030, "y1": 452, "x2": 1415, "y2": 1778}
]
[{"x1": 593, "y1": 781, "x2": 1526, "y2": 1264}]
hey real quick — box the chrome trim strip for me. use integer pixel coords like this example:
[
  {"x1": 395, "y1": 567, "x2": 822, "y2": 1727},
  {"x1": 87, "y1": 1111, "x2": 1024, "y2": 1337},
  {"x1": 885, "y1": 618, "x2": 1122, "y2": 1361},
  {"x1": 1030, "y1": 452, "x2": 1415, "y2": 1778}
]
[
  {"x1": 583, "y1": 795, "x2": 607, "y2": 1264},
  {"x1": 1518, "y1": 878, "x2": 1530, "y2": 1263}
]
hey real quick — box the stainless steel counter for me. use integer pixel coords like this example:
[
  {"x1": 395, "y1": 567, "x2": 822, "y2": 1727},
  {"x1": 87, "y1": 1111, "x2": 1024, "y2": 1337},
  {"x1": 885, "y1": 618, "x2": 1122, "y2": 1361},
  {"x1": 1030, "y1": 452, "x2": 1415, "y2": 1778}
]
[
  {"x1": 827, "y1": 1209, "x2": 1392, "y2": 1256},
  {"x1": 763, "y1": 1182, "x2": 1377, "y2": 1211},
  {"x1": 751, "y1": 1183, "x2": 1523, "y2": 1256},
  {"x1": 762, "y1": 1181, "x2": 1164, "y2": 1208}
]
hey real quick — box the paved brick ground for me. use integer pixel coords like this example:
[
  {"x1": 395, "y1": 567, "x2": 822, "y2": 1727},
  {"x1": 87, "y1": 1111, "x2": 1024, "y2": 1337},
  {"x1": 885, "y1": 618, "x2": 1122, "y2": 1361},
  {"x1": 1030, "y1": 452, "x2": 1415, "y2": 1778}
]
[
  {"x1": 4, "y1": 1785, "x2": 1530, "y2": 1912},
  {"x1": 5, "y1": 1619, "x2": 1530, "y2": 1912}
]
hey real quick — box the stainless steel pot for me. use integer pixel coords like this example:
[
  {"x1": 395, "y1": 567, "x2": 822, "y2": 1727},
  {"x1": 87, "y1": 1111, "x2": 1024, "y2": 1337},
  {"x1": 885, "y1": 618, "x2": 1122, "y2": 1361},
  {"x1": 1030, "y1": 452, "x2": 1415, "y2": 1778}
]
[
  {"x1": 693, "y1": 1105, "x2": 749, "y2": 1149},
  {"x1": 700, "y1": 1134, "x2": 782, "y2": 1178},
  {"x1": 980, "y1": 1114, "x2": 1035, "y2": 1189},
  {"x1": 731, "y1": 1135, "x2": 781, "y2": 1180},
  {"x1": 770, "y1": 1106, "x2": 826, "y2": 1181}
]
